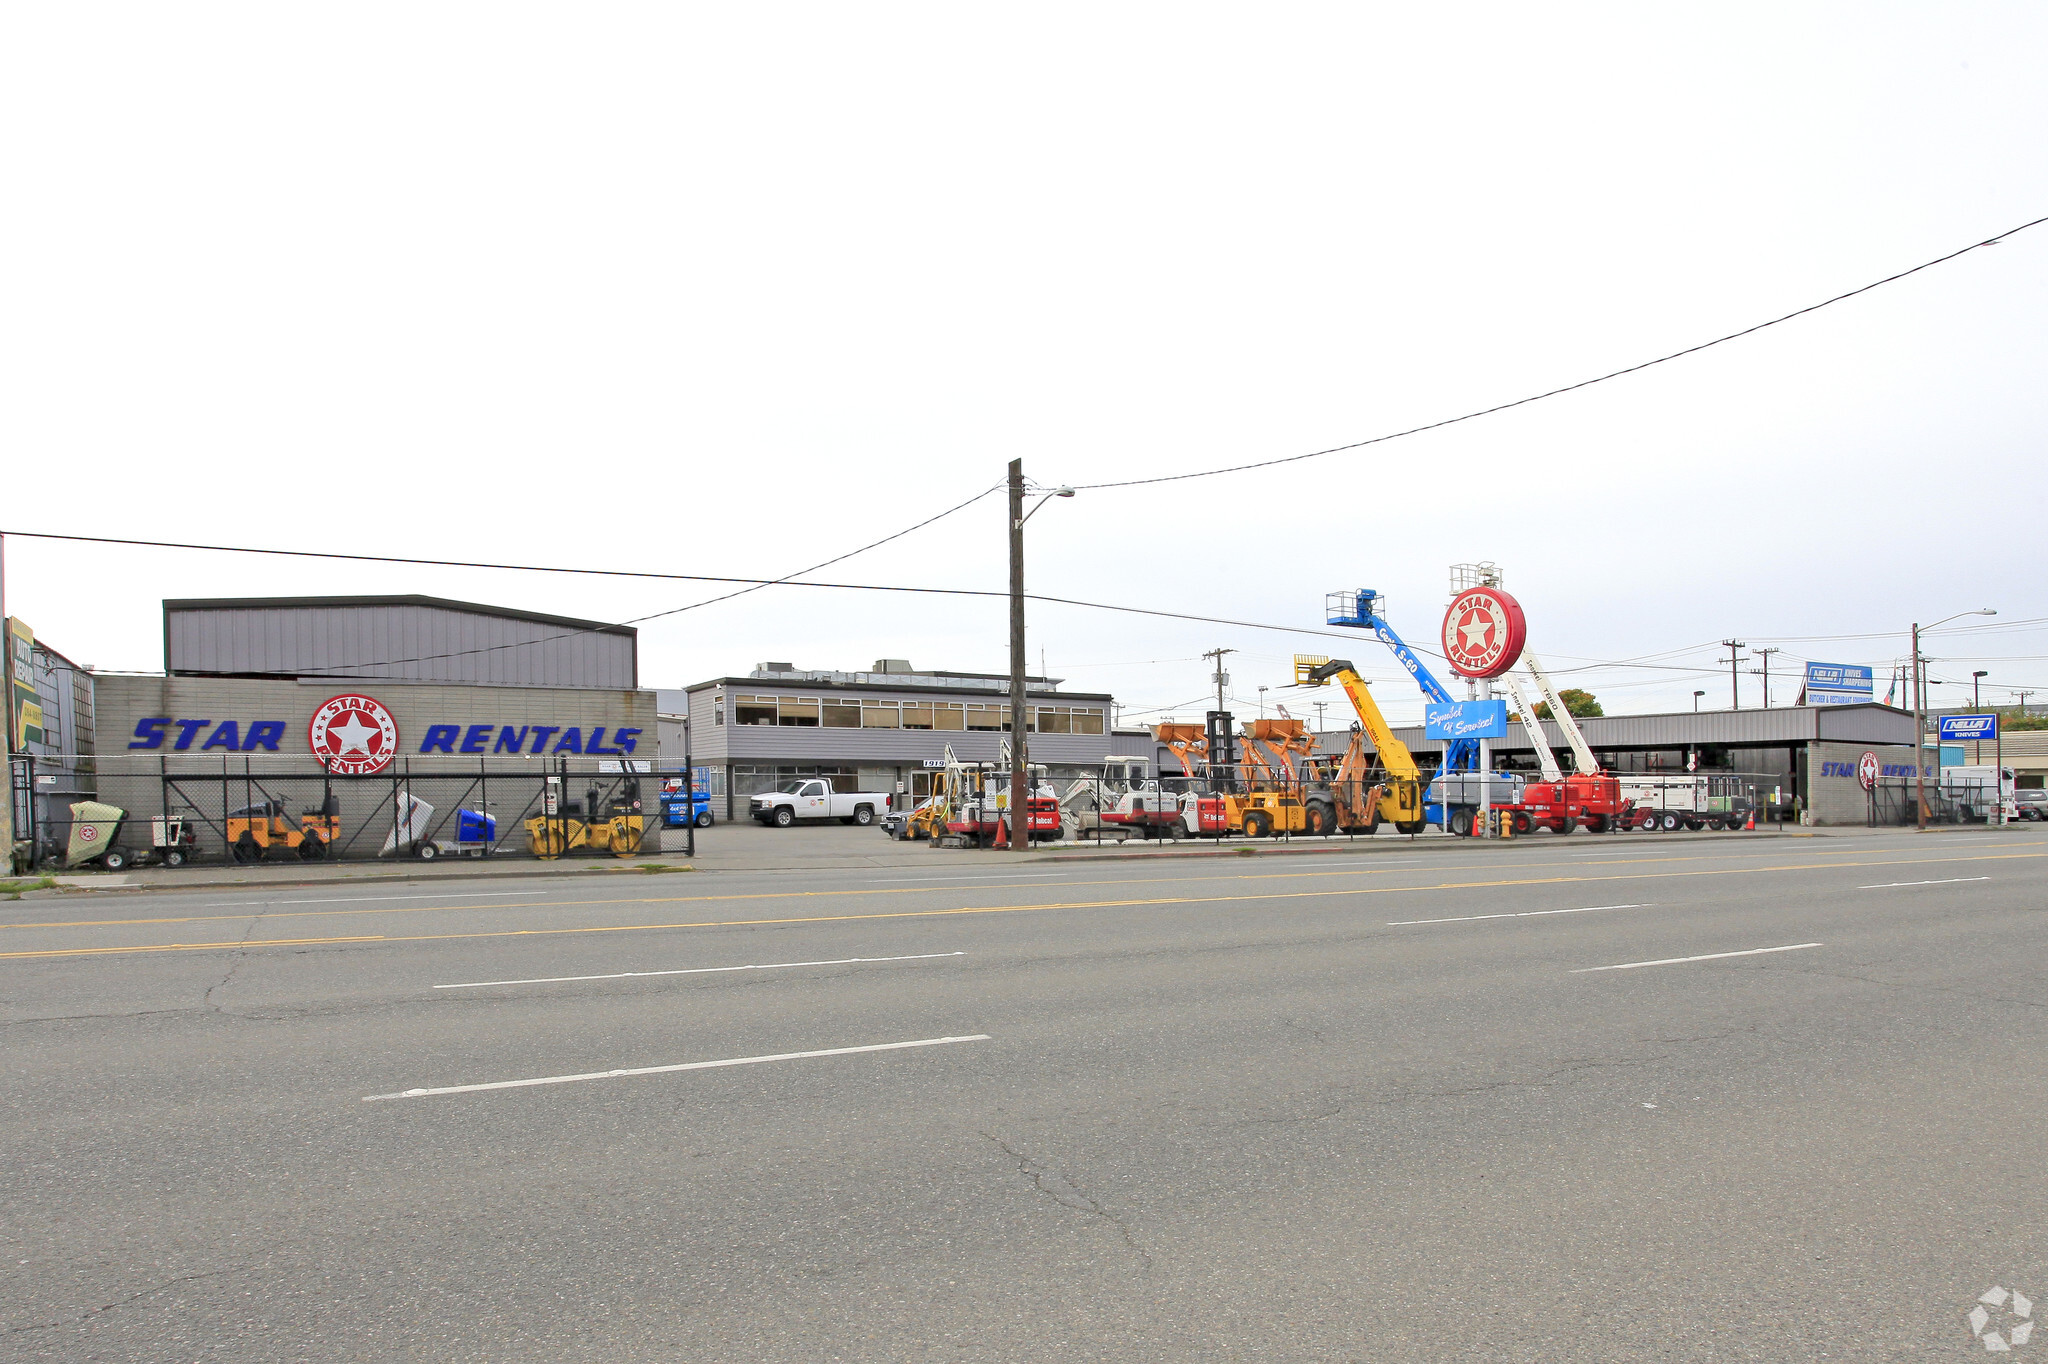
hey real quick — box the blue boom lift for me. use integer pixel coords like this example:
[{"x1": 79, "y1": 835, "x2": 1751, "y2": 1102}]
[{"x1": 1324, "y1": 588, "x2": 1524, "y2": 834}]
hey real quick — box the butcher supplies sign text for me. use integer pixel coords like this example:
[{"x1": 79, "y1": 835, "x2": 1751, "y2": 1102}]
[
  {"x1": 1424, "y1": 699, "x2": 1509, "y2": 741},
  {"x1": 1803, "y1": 662, "x2": 1874, "y2": 707}
]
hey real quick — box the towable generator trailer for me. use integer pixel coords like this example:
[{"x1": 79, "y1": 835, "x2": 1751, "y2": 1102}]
[{"x1": 1618, "y1": 775, "x2": 1757, "y2": 831}]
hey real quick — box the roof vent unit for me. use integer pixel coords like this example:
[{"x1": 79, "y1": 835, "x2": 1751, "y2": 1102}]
[
  {"x1": 758, "y1": 662, "x2": 795, "y2": 673},
  {"x1": 873, "y1": 658, "x2": 913, "y2": 674}
]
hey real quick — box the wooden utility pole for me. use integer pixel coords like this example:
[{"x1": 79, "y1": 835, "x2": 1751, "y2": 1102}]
[
  {"x1": 1721, "y1": 640, "x2": 1746, "y2": 710},
  {"x1": 1912, "y1": 621, "x2": 1925, "y2": 831},
  {"x1": 1008, "y1": 460, "x2": 1029, "y2": 854},
  {"x1": 1203, "y1": 648, "x2": 1234, "y2": 716}
]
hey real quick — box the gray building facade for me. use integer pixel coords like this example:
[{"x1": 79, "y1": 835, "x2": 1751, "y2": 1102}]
[{"x1": 666, "y1": 661, "x2": 1125, "y2": 817}]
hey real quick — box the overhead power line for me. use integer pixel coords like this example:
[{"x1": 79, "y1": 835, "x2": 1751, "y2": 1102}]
[
  {"x1": 0, "y1": 526, "x2": 1462, "y2": 663},
  {"x1": 1068, "y1": 212, "x2": 2048, "y2": 491},
  {"x1": 2, "y1": 483, "x2": 1003, "y2": 676}
]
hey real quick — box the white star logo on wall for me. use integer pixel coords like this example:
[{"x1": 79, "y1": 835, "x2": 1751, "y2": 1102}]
[{"x1": 307, "y1": 694, "x2": 400, "y2": 775}]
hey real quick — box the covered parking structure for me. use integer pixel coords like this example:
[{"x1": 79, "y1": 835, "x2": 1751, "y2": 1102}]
[{"x1": 1155, "y1": 703, "x2": 1920, "y2": 827}]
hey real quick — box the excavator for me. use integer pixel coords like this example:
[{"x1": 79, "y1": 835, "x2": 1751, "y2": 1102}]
[
  {"x1": 1061, "y1": 756, "x2": 1186, "y2": 841},
  {"x1": 1293, "y1": 657, "x2": 1430, "y2": 834}
]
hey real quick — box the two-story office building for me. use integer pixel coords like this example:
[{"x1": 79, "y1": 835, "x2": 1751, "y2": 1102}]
[{"x1": 664, "y1": 660, "x2": 1125, "y2": 818}]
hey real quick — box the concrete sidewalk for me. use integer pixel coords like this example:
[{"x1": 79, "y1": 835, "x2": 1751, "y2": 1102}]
[{"x1": 6, "y1": 816, "x2": 1938, "y2": 896}]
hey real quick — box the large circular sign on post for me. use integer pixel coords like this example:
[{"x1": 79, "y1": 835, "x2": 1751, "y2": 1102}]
[
  {"x1": 1857, "y1": 751, "x2": 1881, "y2": 791},
  {"x1": 1440, "y1": 585, "x2": 1527, "y2": 679},
  {"x1": 309, "y1": 693, "x2": 400, "y2": 775}
]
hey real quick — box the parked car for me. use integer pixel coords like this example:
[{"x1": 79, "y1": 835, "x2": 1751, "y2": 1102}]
[
  {"x1": 749, "y1": 778, "x2": 891, "y2": 828},
  {"x1": 2015, "y1": 789, "x2": 2047, "y2": 822},
  {"x1": 882, "y1": 797, "x2": 937, "y2": 840}
]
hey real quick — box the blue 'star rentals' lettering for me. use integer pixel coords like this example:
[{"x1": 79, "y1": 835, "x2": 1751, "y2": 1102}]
[{"x1": 132, "y1": 718, "x2": 641, "y2": 755}]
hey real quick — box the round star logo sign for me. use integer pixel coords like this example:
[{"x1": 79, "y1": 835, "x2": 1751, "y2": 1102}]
[
  {"x1": 1439, "y1": 585, "x2": 1527, "y2": 679},
  {"x1": 1857, "y1": 751, "x2": 1881, "y2": 791},
  {"x1": 308, "y1": 694, "x2": 400, "y2": 775}
]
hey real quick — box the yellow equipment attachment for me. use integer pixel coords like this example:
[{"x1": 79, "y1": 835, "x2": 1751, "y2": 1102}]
[{"x1": 1295, "y1": 655, "x2": 1428, "y2": 833}]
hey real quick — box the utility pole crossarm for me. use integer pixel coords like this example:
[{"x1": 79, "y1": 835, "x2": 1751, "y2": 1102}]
[{"x1": 1721, "y1": 639, "x2": 1747, "y2": 711}]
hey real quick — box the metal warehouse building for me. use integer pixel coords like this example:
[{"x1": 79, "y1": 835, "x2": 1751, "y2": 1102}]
[
  {"x1": 83, "y1": 595, "x2": 664, "y2": 864},
  {"x1": 666, "y1": 660, "x2": 1129, "y2": 819},
  {"x1": 163, "y1": 594, "x2": 638, "y2": 688}
]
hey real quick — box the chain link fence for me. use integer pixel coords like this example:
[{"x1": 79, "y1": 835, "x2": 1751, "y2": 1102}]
[{"x1": 9, "y1": 752, "x2": 704, "y2": 869}]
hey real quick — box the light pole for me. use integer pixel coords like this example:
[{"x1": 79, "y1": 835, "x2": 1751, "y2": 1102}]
[
  {"x1": 1912, "y1": 608, "x2": 1996, "y2": 831},
  {"x1": 1257, "y1": 686, "x2": 1268, "y2": 719},
  {"x1": 1008, "y1": 463, "x2": 1074, "y2": 853},
  {"x1": 1973, "y1": 671, "x2": 1989, "y2": 763},
  {"x1": 1694, "y1": 690, "x2": 1706, "y2": 712}
]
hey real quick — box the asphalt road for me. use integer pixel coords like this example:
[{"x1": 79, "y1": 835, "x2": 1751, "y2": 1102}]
[{"x1": 5, "y1": 829, "x2": 2045, "y2": 1361}]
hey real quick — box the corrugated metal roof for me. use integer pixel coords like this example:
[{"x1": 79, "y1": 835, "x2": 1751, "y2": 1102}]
[{"x1": 165, "y1": 596, "x2": 636, "y2": 689}]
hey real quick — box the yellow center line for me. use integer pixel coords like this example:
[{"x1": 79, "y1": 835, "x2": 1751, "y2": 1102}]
[
  {"x1": 2, "y1": 849, "x2": 2038, "y2": 963},
  {"x1": 9, "y1": 841, "x2": 2025, "y2": 932},
  {"x1": 1, "y1": 859, "x2": 1715, "y2": 929}
]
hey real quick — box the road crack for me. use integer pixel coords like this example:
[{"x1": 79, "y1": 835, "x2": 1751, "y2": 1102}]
[
  {"x1": 2, "y1": 1267, "x2": 244, "y2": 1338},
  {"x1": 984, "y1": 1133, "x2": 1153, "y2": 1269},
  {"x1": 201, "y1": 913, "x2": 265, "y2": 1010}
]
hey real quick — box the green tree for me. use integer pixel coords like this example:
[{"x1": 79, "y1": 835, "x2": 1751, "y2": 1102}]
[{"x1": 1534, "y1": 689, "x2": 1603, "y2": 719}]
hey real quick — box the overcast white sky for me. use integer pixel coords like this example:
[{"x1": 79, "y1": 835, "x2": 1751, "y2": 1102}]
[{"x1": 5, "y1": 3, "x2": 2044, "y2": 727}]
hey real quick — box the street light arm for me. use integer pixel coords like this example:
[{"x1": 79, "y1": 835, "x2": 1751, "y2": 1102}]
[{"x1": 1016, "y1": 487, "x2": 1076, "y2": 529}]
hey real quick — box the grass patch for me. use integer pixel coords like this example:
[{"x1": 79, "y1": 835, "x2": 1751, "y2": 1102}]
[
  {"x1": 2, "y1": 876, "x2": 59, "y2": 899},
  {"x1": 638, "y1": 862, "x2": 692, "y2": 873}
]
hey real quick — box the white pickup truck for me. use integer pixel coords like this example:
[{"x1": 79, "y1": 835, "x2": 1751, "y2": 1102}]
[{"x1": 749, "y1": 778, "x2": 892, "y2": 828}]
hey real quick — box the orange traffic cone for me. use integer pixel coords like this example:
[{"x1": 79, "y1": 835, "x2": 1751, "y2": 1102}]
[
  {"x1": 992, "y1": 817, "x2": 1010, "y2": 849},
  {"x1": 1743, "y1": 809, "x2": 1756, "y2": 831}
]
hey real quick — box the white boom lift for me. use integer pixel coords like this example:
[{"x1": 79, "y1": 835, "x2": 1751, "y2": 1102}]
[
  {"x1": 1502, "y1": 674, "x2": 1564, "y2": 783},
  {"x1": 1524, "y1": 653, "x2": 1600, "y2": 776}
]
